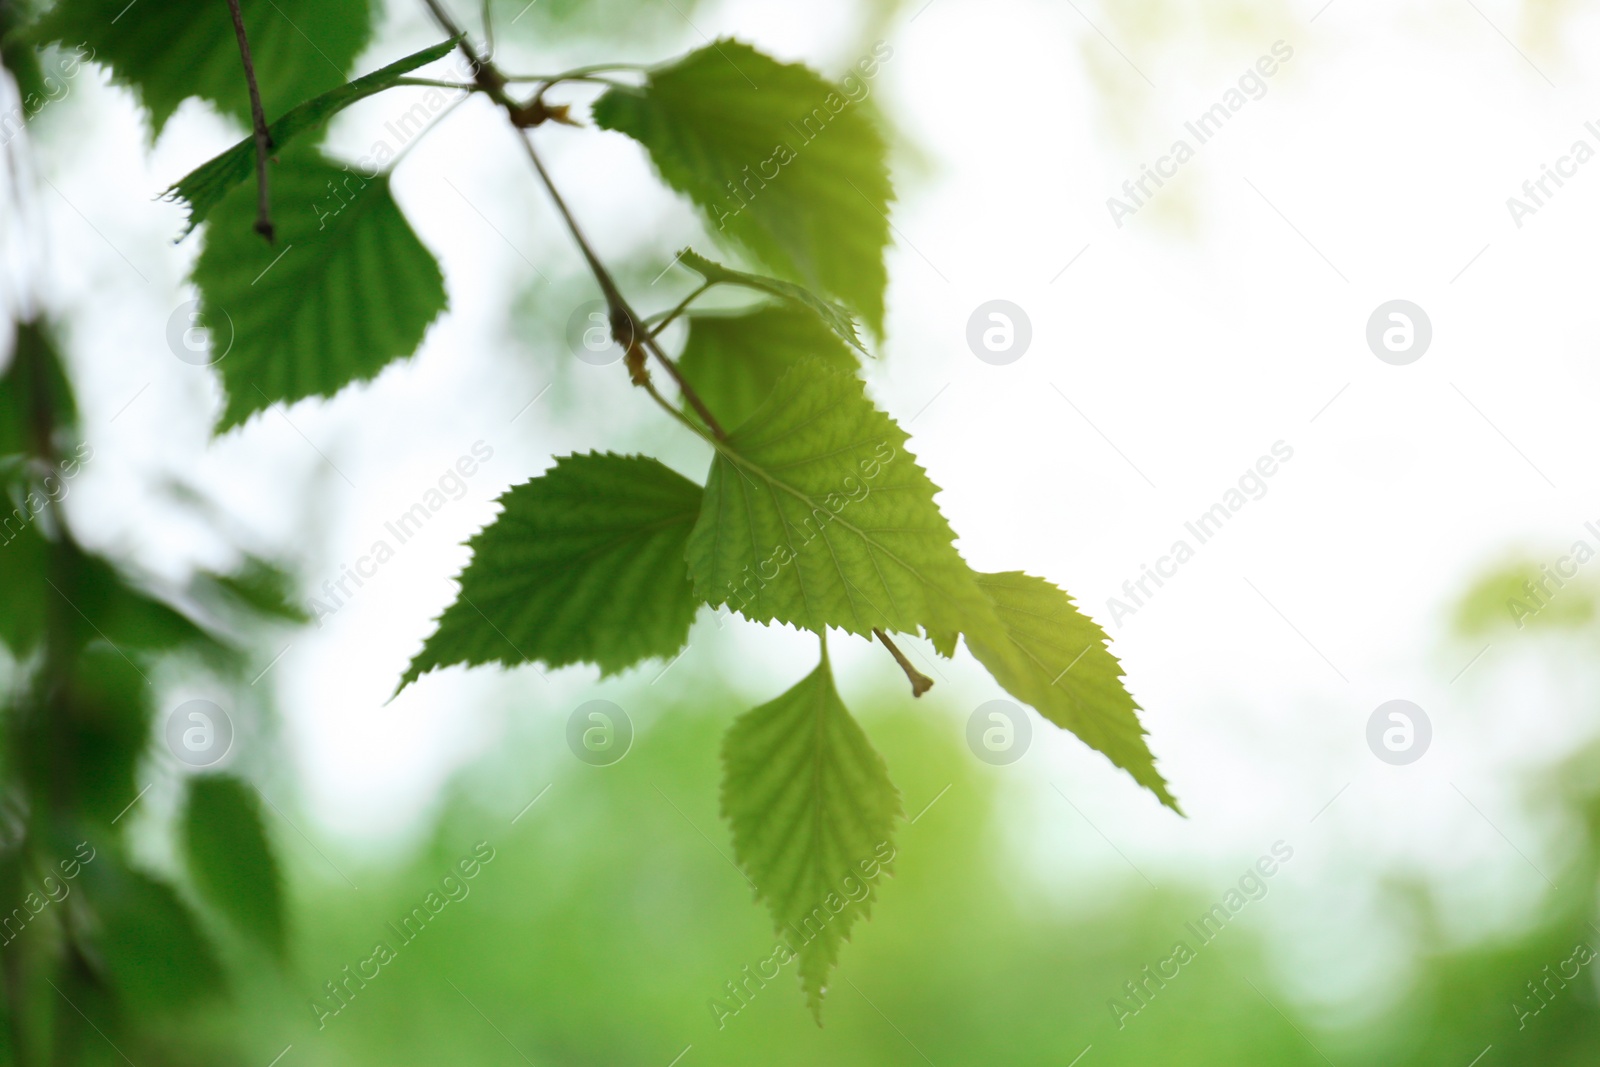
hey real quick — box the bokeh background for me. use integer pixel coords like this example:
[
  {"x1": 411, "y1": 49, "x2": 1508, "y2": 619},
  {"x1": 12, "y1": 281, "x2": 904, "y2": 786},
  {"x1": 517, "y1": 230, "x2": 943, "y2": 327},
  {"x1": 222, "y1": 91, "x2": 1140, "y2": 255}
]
[{"x1": 6, "y1": 0, "x2": 1600, "y2": 1061}]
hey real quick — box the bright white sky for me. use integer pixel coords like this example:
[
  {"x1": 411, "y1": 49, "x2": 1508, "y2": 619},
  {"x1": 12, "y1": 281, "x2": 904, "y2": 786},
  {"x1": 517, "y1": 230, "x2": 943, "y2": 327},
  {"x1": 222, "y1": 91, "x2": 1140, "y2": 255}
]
[{"x1": 9, "y1": 0, "x2": 1600, "y2": 1021}]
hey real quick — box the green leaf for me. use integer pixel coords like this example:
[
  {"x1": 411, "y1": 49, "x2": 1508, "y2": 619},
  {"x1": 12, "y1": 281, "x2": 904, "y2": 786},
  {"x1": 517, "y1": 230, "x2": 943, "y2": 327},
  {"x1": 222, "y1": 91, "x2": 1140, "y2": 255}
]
[
  {"x1": 8, "y1": 645, "x2": 151, "y2": 827},
  {"x1": 165, "y1": 36, "x2": 462, "y2": 236},
  {"x1": 194, "y1": 145, "x2": 447, "y2": 431},
  {"x1": 401, "y1": 452, "x2": 704, "y2": 689},
  {"x1": 36, "y1": 0, "x2": 376, "y2": 138},
  {"x1": 79, "y1": 854, "x2": 227, "y2": 1011},
  {"x1": 194, "y1": 555, "x2": 312, "y2": 626},
  {"x1": 677, "y1": 249, "x2": 863, "y2": 353},
  {"x1": 0, "y1": 516, "x2": 48, "y2": 655},
  {"x1": 720, "y1": 649, "x2": 899, "y2": 1021},
  {"x1": 0, "y1": 533, "x2": 217, "y2": 663},
  {"x1": 594, "y1": 42, "x2": 893, "y2": 334},
  {"x1": 0, "y1": 320, "x2": 78, "y2": 465},
  {"x1": 962, "y1": 571, "x2": 1178, "y2": 811},
  {"x1": 679, "y1": 302, "x2": 856, "y2": 431},
  {"x1": 685, "y1": 360, "x2": 980, "y2": 639},
  {"x1": 183, "y1": 775, "x2": 287, "y2": 958}
]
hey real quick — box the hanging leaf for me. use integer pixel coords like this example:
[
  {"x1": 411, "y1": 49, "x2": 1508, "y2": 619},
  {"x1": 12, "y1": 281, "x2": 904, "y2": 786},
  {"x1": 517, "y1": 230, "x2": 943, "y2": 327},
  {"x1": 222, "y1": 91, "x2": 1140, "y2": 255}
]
[
  {"x1": 402, "y1": 453, "x2": 704, "y2": 688},
  {"x1": 962, "y1": 571, "x2": 1177, "y2": 810},
  {"x1": 36, "y1": 0, "x2": 376, "y2": 137},
  {"x1": 721, "y1": 650, "x2": 899, "y2": 1021},
  {"x1": 678, "y1": 302, "x2": 855, "y2": 431},
  {"x1": 183, "y1": 775, "x2": 287, "y2": 958},
  {"x1": 193, "y1": 145, "x2": 447, "y2": 431},
  {"x1": 685, "y1": 360, "x2": 981, "y2": 639},
  {"x1": 594, "y1": 42, "x2": 893, "y2": 334}
]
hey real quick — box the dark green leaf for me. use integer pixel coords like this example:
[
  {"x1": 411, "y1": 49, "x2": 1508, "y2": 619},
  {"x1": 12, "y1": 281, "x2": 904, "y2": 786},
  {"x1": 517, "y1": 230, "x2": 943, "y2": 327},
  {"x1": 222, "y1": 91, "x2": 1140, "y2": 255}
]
[
  {"x1": 0, "y1": 319, "x2": 78, "y2": 464},
  {"x1": 36, "y1": 0, "x2": 376, "y2": 137},
  {"x1": 685, "y1": 360, "x2": 982, "y2": 639},
  {"x1": 194, "y1": 145, "x2": 447, "y2": 431},
  {"x1": 79, "y1": 853, "x2": 226, "y2": 1010},
  {"x1": 679, "y1": 302, "x2": 856, "y2": 431},
  {"x1": 721, "y1": 650, "x2": 899, "y2": 1021},
  {"x1": 183, "y1": 775, "x2": 287, "y2": 958},
  {"x1": 594, "y1": 42, "x2": 893, "y2": 334},
  {"x1": 401, "y1": 452, "x2": 704, "y2": 688},
  {"x1": 9, "y1": 646, "x2": 150, "y2": 826},
  {"x1": 165, "y1": 36, "x2": 462, "y2": 236}
]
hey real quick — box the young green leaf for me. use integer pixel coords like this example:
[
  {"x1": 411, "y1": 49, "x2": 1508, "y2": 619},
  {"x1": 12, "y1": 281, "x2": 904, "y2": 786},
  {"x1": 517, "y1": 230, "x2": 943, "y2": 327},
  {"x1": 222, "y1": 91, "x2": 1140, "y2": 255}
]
[
  {"x1": 36, "y1": 0, "x2": 375, "y2": 137},
  {"x1": 676, "y1": 249, "x2": 863, "y2": 353},
  {"x1": 594, "y1": 42, "x2": 893, "y2": 334},
  {"x1": 183, "y1": 775, "x2": 287, "y2": 958},
  {"x1": 166, "y1": 36, "x2": 462, "y2": 236},
  {"x1": 401, "y1": 453, "x2": 704, "y2": 689},
  {"x1": 686, "y1": 360, "x2": 980, "y2": 639},
  {"x1": 962, "y1": 571, "x2": 1178, "y2": 811},
  {"x1": 679, "y1": 302, "x2": 856, "y2": 430},
  {"x1": 720, "y1": 649, "x2": 900, "y2": 1021},
  {"x1": 193, "y1": 146, "x2": 447, "y2": 431}
]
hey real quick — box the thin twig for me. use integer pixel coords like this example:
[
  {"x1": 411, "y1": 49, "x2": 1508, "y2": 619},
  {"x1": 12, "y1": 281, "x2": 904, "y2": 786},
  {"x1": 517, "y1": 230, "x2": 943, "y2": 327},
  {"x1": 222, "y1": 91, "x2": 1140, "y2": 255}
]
[
  {"x1": 649, "y1": 281, "x2": 713, "y2": 336},
  {"x1": 417, "y1": 1, "x2": 731, "y2": 436},
  {"x1": 225, "y1": 0, "x2": 275, "y2": 242},
  {"x1": 409, "y1": 7, "x2": 954, "y2": 698},
  {"x1": 875, "y1": 629, "x2": 933, "y2": 697}
]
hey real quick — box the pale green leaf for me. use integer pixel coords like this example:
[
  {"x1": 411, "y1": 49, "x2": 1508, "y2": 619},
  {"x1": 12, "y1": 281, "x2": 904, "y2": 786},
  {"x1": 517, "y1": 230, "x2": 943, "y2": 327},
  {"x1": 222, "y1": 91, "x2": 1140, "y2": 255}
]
[
  {"x1": 165, "y1": 36, "x2": 462, "y2": 236},
  {"x1": 194, "y1": 145, "x2": 447, "y2": 431},
  {"x1": 183, "y1": 775, "x2": 287, "y2": 958},
  {"x1": 685, "y1": 360, "x2": 982, "y2": 639},
  {"x1": 677, "y1": 248, "x2": 863, "y2": 353},
  {"x1": 594, "y1": 42, "x2": 893, "y2": 334},
  {"x1": 720, "y1": 650, "x2": 900, "y2": 1020},
  {"x1": 36, "y1": 0, "x2": 375, "y2": 137},
  {"x1": 401, "y1": 452, "x2": 703, "y2": 688},
  {"x1": 963, "y1": 571, "x2": 1178, "y2": 810},
  {"x1": 679, "y1": 302, "x2": 856, "y2": 431}
]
